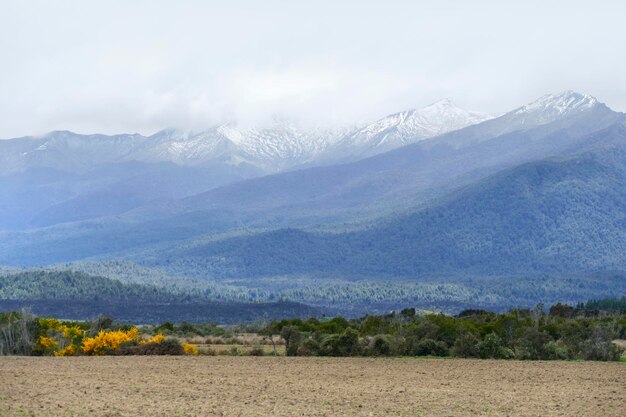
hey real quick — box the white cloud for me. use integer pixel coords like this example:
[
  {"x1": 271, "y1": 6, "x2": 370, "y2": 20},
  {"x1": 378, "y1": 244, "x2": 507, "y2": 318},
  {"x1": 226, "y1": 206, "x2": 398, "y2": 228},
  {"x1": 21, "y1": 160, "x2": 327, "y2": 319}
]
[{"x1": 1, "y1": 0, "x2": 625, "y2": 137}]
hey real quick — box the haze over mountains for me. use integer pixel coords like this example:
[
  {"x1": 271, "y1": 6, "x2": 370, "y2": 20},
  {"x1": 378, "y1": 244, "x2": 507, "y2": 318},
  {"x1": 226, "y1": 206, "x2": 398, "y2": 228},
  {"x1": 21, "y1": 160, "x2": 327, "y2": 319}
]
[
  {"x1": 0, "y1": 99, "x2": 488, "y2": 230},
  {"x1": 2, "y1": 90, "x2": 626, "y2": 314}
]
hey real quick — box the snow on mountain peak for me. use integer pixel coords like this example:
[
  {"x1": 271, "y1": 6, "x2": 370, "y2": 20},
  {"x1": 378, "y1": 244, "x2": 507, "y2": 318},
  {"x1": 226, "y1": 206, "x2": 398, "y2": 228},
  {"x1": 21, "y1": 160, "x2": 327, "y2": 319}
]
[
  {"x1": 515, "y1": 91, "x2": 601, "y2": 117},
  {"x1": 331, "y1": 99, "x2": 492, "y2": 155}
]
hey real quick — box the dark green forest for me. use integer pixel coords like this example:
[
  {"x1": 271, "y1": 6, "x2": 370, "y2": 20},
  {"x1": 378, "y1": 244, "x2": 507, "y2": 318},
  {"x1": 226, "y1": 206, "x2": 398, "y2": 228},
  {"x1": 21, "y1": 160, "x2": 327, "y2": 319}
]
[
  {"x1": 1, "y1": 268, "x2": 625, "y2": 321},
  {"x1": 0, "y1": 270, "x2": 321, "y2": 323},
  {"x1": 0, "y1": 270, "x2": 176, "y2": 302}
]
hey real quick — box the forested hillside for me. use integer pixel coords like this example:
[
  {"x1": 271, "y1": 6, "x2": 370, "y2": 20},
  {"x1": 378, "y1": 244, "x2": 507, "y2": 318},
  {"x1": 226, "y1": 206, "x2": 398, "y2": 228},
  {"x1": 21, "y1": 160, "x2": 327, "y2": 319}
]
[
  {"x1": 148, "y1": 153, "x2": 626, "y2": 277},
  {"x1": 0, "y1": 270, "x2": 181, "y2": 302},
  {"x1": 0, "y1": 270, "x2": 321, "y2": 323}
]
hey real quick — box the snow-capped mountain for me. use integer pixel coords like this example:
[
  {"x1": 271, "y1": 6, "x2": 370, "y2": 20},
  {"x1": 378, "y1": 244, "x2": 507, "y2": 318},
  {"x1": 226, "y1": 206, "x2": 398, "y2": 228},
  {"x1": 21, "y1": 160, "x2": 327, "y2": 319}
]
[
  {"x1": 219, "y1": 122, "x2": 352, "y2": 169},
  {"x1": 0, "y1": 90, "x2": 622, "y2": 233},
  {"x1": 0, "y1": 92, "x2": 612, "y2": 177},
  {"x1": 324, "y1": 99, "x2": 493, "y2": 160},
  {"x1": 514, "y1": 90, "x2": 600, "y2": 116},
  {"x1": 426, "y1": 91, "x2": 615, "y2": 150},
  {"x1": 0, "y1": 101, "x2": 491, "y2": 175},
  {"x1": 134, "y1": 121, "x2": 351, "y2": 172},
  {"x1": 0, "y1": 131, "x2": 147, "y2": 175},
  {"x1": 504, "y1": 90, "x2": 605, "y2": 127}
]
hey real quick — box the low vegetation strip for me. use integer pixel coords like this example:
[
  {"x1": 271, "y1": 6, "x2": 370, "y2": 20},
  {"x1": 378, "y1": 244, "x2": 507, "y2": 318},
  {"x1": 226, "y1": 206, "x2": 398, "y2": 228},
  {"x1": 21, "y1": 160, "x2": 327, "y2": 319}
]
[
  {"x1": 0, "y1": 357, "x2": 624, "y2": 417},
  {"x1": 0, "y1": 314, "x2": 196, "y2": 357},
  {"x1": 259, "y1": 303, "x2": 626, "y2": 360},
  {"x1": 1, "y1": 299, "x2": 624, "y2": 361}
]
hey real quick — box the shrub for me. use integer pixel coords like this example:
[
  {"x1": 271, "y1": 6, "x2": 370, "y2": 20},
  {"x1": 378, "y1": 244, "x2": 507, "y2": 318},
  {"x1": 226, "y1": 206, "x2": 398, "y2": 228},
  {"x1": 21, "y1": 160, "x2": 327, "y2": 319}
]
[
  {"x1": 201, "y1": 347, "x2": 216, "y2": 356},
  {"x1": 116, "y1": 339, "x2": 184, "y2": 355},
  {"x1": 337, "y1": 328, "x2": 361, "y2": 356},
  {"x1": 37, "y1": 336, "x2": 58, "y2": 354},
  {"x1": 0, "y1": 312, "x2": 40, "y2": 356},
  {"x1": 297, "y1": 337, "x2": 320, "y2": 356},
  {"x1": 155, "y1": 322, "x2": 175, "y2": 333},
  {"x1": 451, "y1": 333, "x2": 479, "y2": 358},
  {"x1": 544, "y1": 340, "x2": 570, "y2": 360},
  {"x1": 91, "y1": 316, "x2": 114, "y2": 333},
  {"x1": 183, "y1": 343, "x2": 198, "y2": 355},
  {"x1": 147, "y1": 334, "x2": 166, "y2": 344},
  {"x1": 178, "y1": 322, "x2": 199, "y2": 335},
  {"x1": 549, "y1": 303, "x2": 576, "y2": 318},
  {"x1": 414, "y1": 339, "x2": 449, "y2": 357},
  {"x1": 227, "y1": 346, "x2": 240, "y2": 356},
  {"x1": 82, "y1": 327, "x2": 141, "y2": 355},
  {"x1": 319, "y1": 334, "x2": 341, "y2": 356},
  {"x1": 54, "y1": 345, "x2": 76, "y2": 357},
  {"x1": 476, "y1": 333, "x2": 513, "y2": 359},
  {"x1": 584, "y1": 325, "x2": 622, "y2": 361},
  {"x1": 247, "y1": 346, "x2": 265, "y2": 356},
  {"x1": 516, "y1": 328, "x2": 552, "y2": 360},
  {"x1": 280, "y1": 326, "x2": 301, "y2": 356},
  {"x1": 370, "y1": 335, "x2": 391, "y2": 356}
]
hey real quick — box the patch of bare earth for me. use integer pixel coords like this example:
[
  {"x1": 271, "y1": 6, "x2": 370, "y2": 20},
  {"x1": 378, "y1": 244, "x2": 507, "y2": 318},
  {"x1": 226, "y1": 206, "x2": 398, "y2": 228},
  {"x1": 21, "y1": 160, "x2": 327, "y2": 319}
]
[{"x1": 0, "y1": 357, "x2": 624, "y2": 416}]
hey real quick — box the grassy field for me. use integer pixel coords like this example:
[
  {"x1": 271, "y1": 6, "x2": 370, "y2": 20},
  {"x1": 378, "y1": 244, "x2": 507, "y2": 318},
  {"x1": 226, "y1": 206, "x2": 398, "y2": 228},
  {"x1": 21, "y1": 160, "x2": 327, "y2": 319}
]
[{"x1": 1, "y1": 357, "x2": 624, "y2": 417}]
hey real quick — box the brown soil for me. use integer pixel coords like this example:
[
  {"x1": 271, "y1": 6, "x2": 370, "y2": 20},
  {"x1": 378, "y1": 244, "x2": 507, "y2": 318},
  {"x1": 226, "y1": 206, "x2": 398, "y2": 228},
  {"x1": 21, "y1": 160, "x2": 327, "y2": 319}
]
[{"x1": 1, "y1": 357, "x2": 624, "y2": 416}]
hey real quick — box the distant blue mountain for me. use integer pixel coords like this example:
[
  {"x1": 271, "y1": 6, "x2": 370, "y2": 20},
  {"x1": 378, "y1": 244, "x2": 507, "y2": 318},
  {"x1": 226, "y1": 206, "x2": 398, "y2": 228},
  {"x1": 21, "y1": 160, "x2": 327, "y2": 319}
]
[
  {"x1": 180, "y1": 92, "x2": 624, "y2": 220},
  {"x1": 1, "y1": 91, "x2": 625, "y2": 285},
  {"x1": 150, "y1": 141, "x2": 626, "y2": 278}
]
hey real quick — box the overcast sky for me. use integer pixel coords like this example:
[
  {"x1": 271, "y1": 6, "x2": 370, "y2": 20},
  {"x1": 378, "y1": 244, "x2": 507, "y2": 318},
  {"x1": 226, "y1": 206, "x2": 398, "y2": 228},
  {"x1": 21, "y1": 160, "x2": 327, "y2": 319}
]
[{"x1": 1, "y1": 0, "x2": 625, "y2": 138}]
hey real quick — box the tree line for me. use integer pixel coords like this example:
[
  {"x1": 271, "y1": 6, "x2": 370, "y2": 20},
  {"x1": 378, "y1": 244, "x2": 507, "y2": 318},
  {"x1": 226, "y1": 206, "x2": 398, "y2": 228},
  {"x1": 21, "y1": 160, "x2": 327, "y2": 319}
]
[{"x1": 261, "y1": 303, "x2": 626, "y2": 361}]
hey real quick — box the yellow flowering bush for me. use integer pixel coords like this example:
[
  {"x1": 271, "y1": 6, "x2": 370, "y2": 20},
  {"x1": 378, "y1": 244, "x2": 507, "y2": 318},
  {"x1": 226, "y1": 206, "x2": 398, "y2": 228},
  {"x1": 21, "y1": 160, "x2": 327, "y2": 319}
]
[
  {"x1": 36, "y1": 318, "x2": 89, "y2": 356},
  {"x1": 148, "y1": 333, "x2": 166, "y2": 344},
  {"x1": 183, "y1": 343, "x2": 198, "y2": 355},
  {"x1": 82, "y1": 327, "x2": 141, "y2": 355},
  {"x1": 32, "y1": 317, "x2": 186, "y2": 356},
  {"x1": 37, "y1": 336, "x2": 58, "y2": 353},
  {"x1": 62, "y1": 325, "x2": 86, "y2": 341},
  {"x1": 54, "y1": 345, "x2": 76, "y2": 357}
]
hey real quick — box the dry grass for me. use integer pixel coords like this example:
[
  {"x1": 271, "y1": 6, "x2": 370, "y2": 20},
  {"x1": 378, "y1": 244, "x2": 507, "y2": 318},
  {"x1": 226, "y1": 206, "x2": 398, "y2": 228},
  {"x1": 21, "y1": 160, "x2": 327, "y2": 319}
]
[
  {"x1": 0, "y1": 356, "x2": 624, "y2": 416},
  {"x1": 199, "y1": 333, "x2": 283, "y2": 346},
  {"x1": 195, "y1": 343, "x2": 285, "y2": 355}
]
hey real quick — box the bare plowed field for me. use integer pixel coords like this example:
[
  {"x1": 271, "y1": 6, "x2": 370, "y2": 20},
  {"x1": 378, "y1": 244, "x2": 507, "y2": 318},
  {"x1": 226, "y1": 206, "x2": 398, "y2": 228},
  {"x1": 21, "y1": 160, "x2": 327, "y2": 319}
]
[{"x1": 1, "y1": 357, "x2": 624, "y2": 416}]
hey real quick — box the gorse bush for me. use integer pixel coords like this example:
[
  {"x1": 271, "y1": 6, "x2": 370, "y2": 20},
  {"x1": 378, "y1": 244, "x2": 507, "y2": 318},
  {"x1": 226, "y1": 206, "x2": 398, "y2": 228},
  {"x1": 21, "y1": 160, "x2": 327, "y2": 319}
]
[
  {"x1": 182, "y1": 343, "x2": 198, "y2": 355},
  {"x1": 147, "y1": 333, "x2": 166, "y2": 344},
  {"x1": 34, "y1": 317, "x2": 87, "y2": 356},
  {"x1": 0, "y1": 314, "x2": 202, "y2": 357},
  {"x1": 12, "y1": 317, "x2": 195, "y2": 357},
  {"x1": 82, "y1": 328, "x2": 141, "y2": 355}
]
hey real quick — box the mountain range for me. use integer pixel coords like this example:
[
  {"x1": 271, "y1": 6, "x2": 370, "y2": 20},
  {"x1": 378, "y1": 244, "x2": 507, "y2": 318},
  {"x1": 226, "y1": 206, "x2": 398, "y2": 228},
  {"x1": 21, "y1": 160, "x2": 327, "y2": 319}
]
[
  {"x1": 0, "y1": 99, "x2": 489, "y2": 230},
  {"x1": 1, "y1": 90, "x2": 625, "y2": 314}
]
